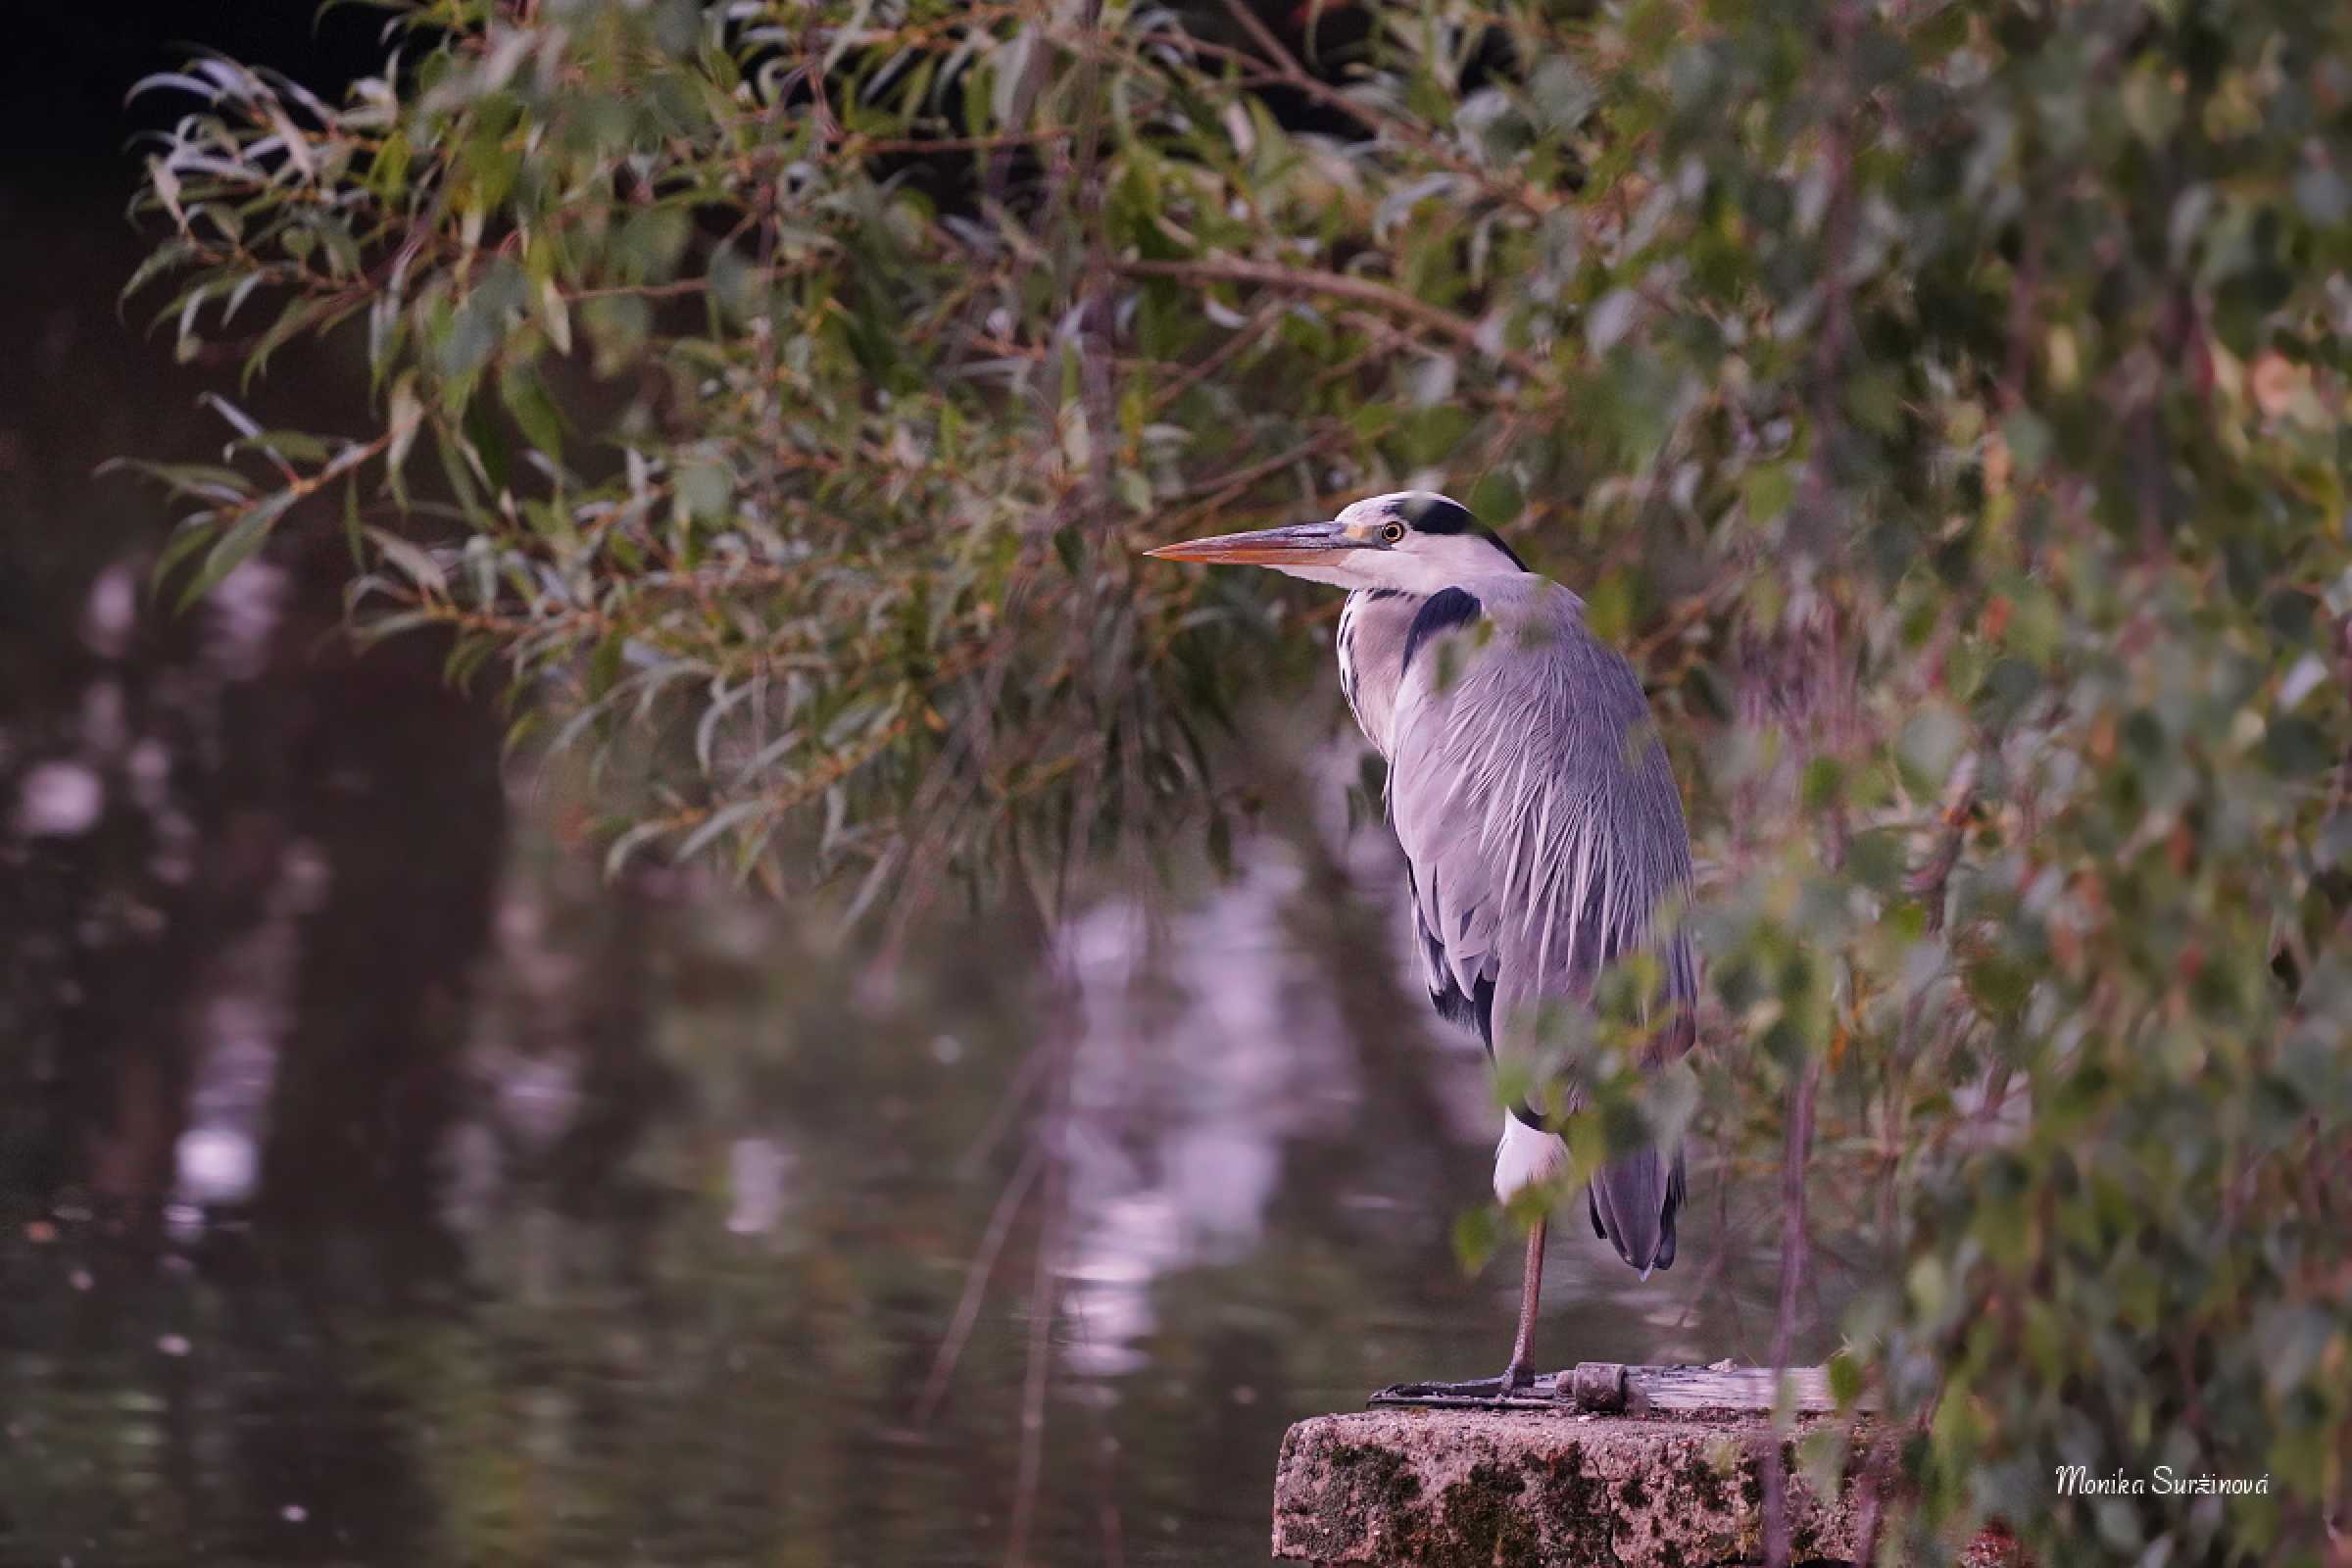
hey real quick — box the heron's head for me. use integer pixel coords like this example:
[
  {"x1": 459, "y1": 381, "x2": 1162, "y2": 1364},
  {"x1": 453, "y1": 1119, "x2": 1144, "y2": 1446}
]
[{"x1": 1144, "y1": 491, "x2": 1528, "y2": 593}]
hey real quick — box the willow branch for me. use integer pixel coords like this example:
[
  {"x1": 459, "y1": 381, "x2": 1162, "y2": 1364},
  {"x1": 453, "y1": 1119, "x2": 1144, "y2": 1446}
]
[
  {"x1": 1118, "y1": 257, "x2": 1544, "y2": 377},
  {"x1": 1207, "y1": 0, "x2": 1558, "y2": 217}
]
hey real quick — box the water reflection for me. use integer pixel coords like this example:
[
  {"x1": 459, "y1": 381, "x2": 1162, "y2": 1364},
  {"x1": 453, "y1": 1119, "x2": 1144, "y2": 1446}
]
[
  {"x1": 1061, "y1": 857, "x2": 1354, "y2": 1381},
  {"x1": 3, "y1": 617, "x2": 1840, "y2": 1565},
  {"x1": 1, "y1": 218, "x2": 1847, "y2": 1568}
]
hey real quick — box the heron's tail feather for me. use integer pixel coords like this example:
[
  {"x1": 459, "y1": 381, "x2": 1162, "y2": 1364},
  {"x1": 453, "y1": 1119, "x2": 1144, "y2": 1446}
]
[{"x1": 1587, "y1": 1144, "x2": 1686, "y2": 1277}]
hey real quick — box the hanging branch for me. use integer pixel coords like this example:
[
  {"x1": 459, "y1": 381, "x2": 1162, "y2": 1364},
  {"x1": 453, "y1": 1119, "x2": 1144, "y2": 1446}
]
[
  {"x1": 1760, "y1": 1056, "x2": 1822, "y2": 1568},
  {"x1": 1117, "y1": 259, "x2": 1546, "y2": 378}
]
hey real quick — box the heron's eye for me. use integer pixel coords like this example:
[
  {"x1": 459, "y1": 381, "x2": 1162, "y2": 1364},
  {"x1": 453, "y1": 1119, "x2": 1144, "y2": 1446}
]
[{"x1": 1380, "y1": 521, "x2": 1407, "y2": 545}]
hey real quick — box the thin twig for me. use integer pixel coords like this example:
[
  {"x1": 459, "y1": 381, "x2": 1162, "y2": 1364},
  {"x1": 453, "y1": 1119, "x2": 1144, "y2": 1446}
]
[
  {"x1": 956, "y1": 1037, "x2": 1057, "y2": 1180},
  {"x1": 1904, "y1": 780, "x2": 1978, "y2": 934},
  {"x1": 1119, "y1": 257, "x2": 1544, "y2": 378},
  {"x1": 1150, "y1": 300, "x2": 1287, "y2": 415},
  {"x1": 1172, "y1": 430, "x2": 1336, "y2": 505},
  {"x1": 1005, "y1": 1136, "x2": 1064, "y2": 1568},
  {"x1": 1004, "y1": 981, "x2": 1077, "y2": 1568},
  {"x1": 916, "y1": 1139, "x2": 1048, "y2": 1424},
  {"x1": 1761, "y1": 1057, "x2": 1821, "y2": 1568},
  {"x1": 852, "y1": 127, "x2": 1076, "y2": 156},
  {"x1": 1847, "y1": 1426, "x2": 1902, "y2": 1564},
  {"x1": 1206, "y1": 0, "x2": 1557, "y2": 217}
]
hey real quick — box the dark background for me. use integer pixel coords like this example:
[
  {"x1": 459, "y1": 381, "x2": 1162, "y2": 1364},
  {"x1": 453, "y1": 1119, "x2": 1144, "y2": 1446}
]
[
  {"x1": 0, "y1": 0, "x2": 380, "y2": 606},
  {"x1": 5, "y1": 4, "x2": 378, "y2": 172},
  {"x1": 0, "y1": 0, "x2": 513, "y2": 1209}
]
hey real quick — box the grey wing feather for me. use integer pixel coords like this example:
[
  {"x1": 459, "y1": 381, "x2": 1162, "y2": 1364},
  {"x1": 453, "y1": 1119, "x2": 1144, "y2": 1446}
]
[{"x1": 1387, "y1": 584, "x2": 1698, "y2": 1271}]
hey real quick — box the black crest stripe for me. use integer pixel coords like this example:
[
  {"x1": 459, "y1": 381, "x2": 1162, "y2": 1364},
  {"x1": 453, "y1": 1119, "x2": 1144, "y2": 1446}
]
[
  {"x1": 1479, "y1": 528, "x2": 1529, "y2": 570},
  {"x1": 1400, "y1": 496, "x2": 1528, "y2": 570},
  {"x1": 1407, "y1": 498, "x2": 1478, "y2": 534}
]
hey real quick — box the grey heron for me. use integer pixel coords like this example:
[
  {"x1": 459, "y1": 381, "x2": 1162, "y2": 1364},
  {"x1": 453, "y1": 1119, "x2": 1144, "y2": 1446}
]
[{"x1": 1146, "y1": 491, "x2": 1698, "y2": 1395}]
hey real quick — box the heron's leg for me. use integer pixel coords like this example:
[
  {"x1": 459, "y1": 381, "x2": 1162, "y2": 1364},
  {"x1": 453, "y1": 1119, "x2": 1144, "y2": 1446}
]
[
  {"x1": 1499, "y1": 1217, "x2": 1546, "y2": 1390},
  {"x1": 1366, "y1": 1217, "x2": 1554, "y2": 1406}
]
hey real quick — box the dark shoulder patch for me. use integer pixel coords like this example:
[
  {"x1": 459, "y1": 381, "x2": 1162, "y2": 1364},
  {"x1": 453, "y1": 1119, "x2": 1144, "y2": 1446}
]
[{"x1": 1401, "y1": 587, "x2": 1481, "y2": 675}]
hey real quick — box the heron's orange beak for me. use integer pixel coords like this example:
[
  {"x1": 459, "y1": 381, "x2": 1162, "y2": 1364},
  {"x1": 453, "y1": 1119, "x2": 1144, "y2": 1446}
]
[{"x1": 1143, "y1": 521, "x2": 1357, "y2": 565}]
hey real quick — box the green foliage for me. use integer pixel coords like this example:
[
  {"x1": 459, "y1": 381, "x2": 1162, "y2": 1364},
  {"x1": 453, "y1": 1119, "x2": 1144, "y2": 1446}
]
[{"x1": 126, "y1": 0, "x2": 2352, "y2": 1558}]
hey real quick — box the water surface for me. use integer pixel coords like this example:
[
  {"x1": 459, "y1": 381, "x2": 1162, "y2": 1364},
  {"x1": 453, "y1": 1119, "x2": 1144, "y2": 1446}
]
[{"x1": 0, "y1": 206, "x2": 1838, "y2": 1568}]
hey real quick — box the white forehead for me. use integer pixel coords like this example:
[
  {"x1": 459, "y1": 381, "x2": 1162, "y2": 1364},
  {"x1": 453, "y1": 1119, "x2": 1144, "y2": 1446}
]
[{"x1": 1335, "y1": 490, "x2": 1466, "y2": 527}]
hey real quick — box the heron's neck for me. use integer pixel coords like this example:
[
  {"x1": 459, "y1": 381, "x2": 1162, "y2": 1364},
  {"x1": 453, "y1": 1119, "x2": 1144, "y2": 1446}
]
[{"x1": 1336, "y1": 588, "x2": 1427, "y2": 757}]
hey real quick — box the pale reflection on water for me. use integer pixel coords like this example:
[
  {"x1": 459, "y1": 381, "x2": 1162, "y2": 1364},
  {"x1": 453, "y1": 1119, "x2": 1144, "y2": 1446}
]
[{"x1": 1061, "y1": 851, "x2": 1361, "y2": 1381}]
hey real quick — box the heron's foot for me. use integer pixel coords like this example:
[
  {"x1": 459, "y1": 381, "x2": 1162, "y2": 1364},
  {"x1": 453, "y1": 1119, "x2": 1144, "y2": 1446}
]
[{"x1": 1367, "y1": 1366, "x2": 1556, "y2": 1409}]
